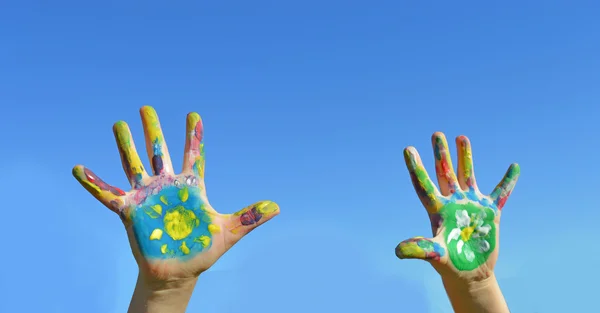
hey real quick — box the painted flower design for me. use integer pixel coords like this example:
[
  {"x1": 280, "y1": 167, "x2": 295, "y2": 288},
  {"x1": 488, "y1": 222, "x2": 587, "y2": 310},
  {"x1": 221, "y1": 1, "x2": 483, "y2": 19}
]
[{"x1": 446, "y1": 209, "x2": 492, "y2": 262}]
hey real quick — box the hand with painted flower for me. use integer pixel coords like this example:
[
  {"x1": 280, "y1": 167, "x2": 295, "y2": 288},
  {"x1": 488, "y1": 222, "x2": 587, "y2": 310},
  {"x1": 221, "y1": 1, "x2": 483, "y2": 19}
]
[
  {"x1": 395, "y1": 132, "x2": 519, "y2": 313},
  {"x1": 73, "y1": 106, "x2": 280, "y2": 313}
]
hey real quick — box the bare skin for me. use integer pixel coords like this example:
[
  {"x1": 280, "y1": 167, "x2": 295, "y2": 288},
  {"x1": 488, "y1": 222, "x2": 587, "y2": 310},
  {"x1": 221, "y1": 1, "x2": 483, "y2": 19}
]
[
  {"x1": 396, "y1": 132, "x2": 520, "y2": 313},
  {"x1": 73, "y1": 106, "x2": 280, "y2": 313}
]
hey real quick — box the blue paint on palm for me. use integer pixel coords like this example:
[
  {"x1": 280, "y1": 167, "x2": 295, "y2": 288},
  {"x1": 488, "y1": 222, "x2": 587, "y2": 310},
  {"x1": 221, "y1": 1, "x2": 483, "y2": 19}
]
[{"x1": 131, "y1": 183, "x2": 214, "y2": 260}]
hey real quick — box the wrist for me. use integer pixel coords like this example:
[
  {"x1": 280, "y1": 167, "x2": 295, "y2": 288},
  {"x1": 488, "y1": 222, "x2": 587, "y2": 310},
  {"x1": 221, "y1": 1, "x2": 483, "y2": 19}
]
[
  {"x1": 128, "y1": 274, "x2": 198, "y2": 313},
  {"x1": 442, "y1": 274, "x2": 509, "y2": 313}
]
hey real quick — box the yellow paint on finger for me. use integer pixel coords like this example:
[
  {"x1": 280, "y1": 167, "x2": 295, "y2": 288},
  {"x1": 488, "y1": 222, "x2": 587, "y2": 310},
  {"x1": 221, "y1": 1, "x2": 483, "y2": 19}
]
[
  {"x1": 256, "y1": 201, "x2": 279, "y2": 214},
  {"x1": 161, "y1": 244, "x2": 168, "y2": 254},
  {"x1": 399, "y1": 242, "x2": 427, "y2": 258},
  {"x1": 113, "y1": 121, "x2": 146, "y2": 177},
  {"x1": 81, "y1": 180, "x2": 102, "y2": 196},
  {"x1": 140, "y1": 106, "x2": 164, "y2": 143},
  {"x1": 187, "y1": 112, "x2": 201, "y2": 130},
  {"x1": 194, "y1": 156, "x2": 205, "y2": 178}
]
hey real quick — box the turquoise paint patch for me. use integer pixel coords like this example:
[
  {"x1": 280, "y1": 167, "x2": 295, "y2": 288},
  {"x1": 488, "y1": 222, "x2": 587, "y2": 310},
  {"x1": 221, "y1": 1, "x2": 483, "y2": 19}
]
[
  {"x1": 152, "y1": 138, "x2": 163, "y2": 156},
  {"x1": 132, "y1": 186, "x2": 213, "y2": 260},
  {"x1": 465, "y1": 188, "x2": 478, "y2": 201},
  {"x1": 433, "y1": 242, "x2": 445, "y2": 257},
  {"x1": 450, "y1": 191, "x2": 465, "y2": 201}
]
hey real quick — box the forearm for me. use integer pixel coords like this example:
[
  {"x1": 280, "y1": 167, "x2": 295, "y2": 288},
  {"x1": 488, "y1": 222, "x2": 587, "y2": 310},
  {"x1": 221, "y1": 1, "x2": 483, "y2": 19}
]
[
  {"x1": 442, "y1": 274, "x2": 509, "y2": 313},
  {"x1": 128, "y1": 274, "x2": 197, "y2": 313}
]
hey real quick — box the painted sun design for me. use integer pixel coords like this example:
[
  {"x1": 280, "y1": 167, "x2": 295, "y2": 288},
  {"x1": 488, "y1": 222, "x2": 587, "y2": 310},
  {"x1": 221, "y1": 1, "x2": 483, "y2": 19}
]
[{"x1": 131, "y1": 176, "x2": 220, "y2": 260}]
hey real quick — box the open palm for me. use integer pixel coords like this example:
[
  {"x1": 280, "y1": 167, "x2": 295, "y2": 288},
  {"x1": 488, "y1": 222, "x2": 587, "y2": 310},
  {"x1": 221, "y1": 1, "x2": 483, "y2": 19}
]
[
  {"x1": 73, "y1": 106, "x2": 279, "y2": 281},
  {"x1": 395, "y1": 132, "x2": 519, "y2": 282}
]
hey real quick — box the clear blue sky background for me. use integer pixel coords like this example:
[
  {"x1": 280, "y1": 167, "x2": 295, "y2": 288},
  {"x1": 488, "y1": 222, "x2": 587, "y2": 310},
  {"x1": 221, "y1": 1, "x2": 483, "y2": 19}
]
[{"x1": 1, "y1": 1, "x2": 598, "y2": 312}]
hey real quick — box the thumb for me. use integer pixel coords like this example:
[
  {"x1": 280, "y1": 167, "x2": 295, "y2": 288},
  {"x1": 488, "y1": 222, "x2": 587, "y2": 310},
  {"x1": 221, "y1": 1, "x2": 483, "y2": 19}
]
[
  {"x1": 225, "y1": 201, "x2": 280, "y2": 244},
  {"x1": 395, "y1": 236, "x2": 446, "y2": 262}
]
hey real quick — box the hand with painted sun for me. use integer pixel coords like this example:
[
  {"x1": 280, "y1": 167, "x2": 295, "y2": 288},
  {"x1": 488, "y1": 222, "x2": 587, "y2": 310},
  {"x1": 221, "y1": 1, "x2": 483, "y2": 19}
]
[
  {"x1": 395, "y1": 132, "x2": 519, "y2": 313},
  {"x1": 73, "y1": 106, "x2": 279, "y2": 313}
]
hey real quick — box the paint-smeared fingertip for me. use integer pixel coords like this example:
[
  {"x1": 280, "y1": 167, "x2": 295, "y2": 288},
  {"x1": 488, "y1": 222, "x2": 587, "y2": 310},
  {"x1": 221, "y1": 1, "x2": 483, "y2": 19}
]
[
  {"x1": 186, "y1": 112, "x2": 203, "y2": 129},
  {"x1": 455, "y1": 135, "x2": 471, "y2": 145},
  {"x1": 506, "y1": 163, "x2": 521, "y2": 178},
  {"x1": 431, "y1": 131, "x2": 447, "y2": 139},
  {"x1": 72, "y1": 165, "x2": 85, "y2": 179},
  {"x1": 187, "y1": 111, "x2": 202, "y2": 120},
  {"x1": 112, "y1": 120, "x2": 129, "y2": 132},
  {"x1": 403, "y1": 147, "x2": 421, "y2": 165},
  {"x1": 395, "y1": 242, "x2": 411, "y2": 259},
  {"x1": 139, "y1": 105, "x2": 157, "y2": 115},
  {"x1": 256, "y1": 200, "x2": 280, "y2": 216},
  {"x1": 403, "y1": 146, "x2": 418, "y2": 155}
]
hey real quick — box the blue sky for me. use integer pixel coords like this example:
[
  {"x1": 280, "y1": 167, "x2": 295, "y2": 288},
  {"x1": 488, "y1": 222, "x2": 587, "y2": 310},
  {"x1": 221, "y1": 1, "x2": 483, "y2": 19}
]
[{"x1": 1, "y1": 1, "x2": 599, "y2": 312}]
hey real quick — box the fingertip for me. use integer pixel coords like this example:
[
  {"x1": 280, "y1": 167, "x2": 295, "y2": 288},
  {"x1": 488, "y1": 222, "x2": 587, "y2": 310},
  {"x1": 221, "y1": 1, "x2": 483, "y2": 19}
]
[
  {"x1": 510, "y1": 163, "x2": 520, "y2": 172},
  {"x1": 431, "y1": 131, "x2": 446, "y2": 141},
  {"x1": 506, "y1": 163, "x2": 521, "y2": 180},
  {"x1": 139, "y1": 105, "x2": 157, "y2": 116},
  {"x1": 187, "y1": 112, "x2": 202, "y2": 122},
  {"x1": 72, "y1": 165, "x2": 85, "y2": 179},
  {"x1": 228, "y1": 201, "x2": 280, "y2": 240},
  {"x1": 395, "y1": 237, "x2": 445, "y2": 261},
  {"x1": 395, "y1": 240, "x2": 420, "y2": 260},
  {"x1": 403, "y1": 146, "x2": 420, "y2": 167},
  {"x1": 186, "y1": 112, "x2": 204, "y2": 137},
  {"x1": 112, "y1": 120, "x2": 129, "y2": 133},
  {"x1": 395, "y1": 242, "x2": 406, "y2": 259},
  {"x1": 256, "y1": 200, "x2": 280, "y2": 216},
  {"x1": 403, "y1": 146, "x2": 418, "y2": 158},
  {"x1": 456, "y1": 135, "x2": 470, "y2": 146}
]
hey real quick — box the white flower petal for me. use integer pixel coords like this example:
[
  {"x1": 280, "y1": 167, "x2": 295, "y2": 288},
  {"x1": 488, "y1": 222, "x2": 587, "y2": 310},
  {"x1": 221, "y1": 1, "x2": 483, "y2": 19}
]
[
  {"x1": 474, "y1": 224, "x2": 491, "y2": 237},
  {"x1": 465, "y1": 248, "x2": 475, "y2": 262},
  {"x1": 448, "y1": 228, "x2": 461, "y2": 244},
  {"x1": 457, "y1": 240, "x2": 464, "y2": 254},
  {"x1": 475, "y1": 218, "x2": 484, "y2": 228},
  {"x1": 473, "y1": 238, "x2": 490, "y2": 252},
  {"x1": 456, "y1": 210, "x2": 470, "y2": 228}
]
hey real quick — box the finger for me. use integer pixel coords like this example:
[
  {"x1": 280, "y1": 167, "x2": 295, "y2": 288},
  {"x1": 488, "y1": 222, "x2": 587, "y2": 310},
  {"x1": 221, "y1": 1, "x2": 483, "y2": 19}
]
[
  {"x1": 140, "y1": 106, "x2": 174, "y2": 175},
  {"x1": 404, "y1": 146, "x2": 444, "y2": 213},
  {"x1": 113, "y1": 121, "x2": 149, "y2": 188},
  {"x1": 456, "y1": 135, "x2": 478, "y2": 191},
  {"x1": 395, "y1": 236, "x2": 445, "y2": 262},
  {"x1": 431, "y1": 132, "x2": 461, "y2": 195},
  {"x1": 490, "y1": 163, "x2": 520, "y2": 211},
  {"x1": 72, "y1": 165, "x2": 127, "y2": 215},
  {"x1": 182, "y1": 112, "x2": 205, "y2": 178},
  {"x1": 225, "y1": 201, "x2": 280, "y2": 245}
]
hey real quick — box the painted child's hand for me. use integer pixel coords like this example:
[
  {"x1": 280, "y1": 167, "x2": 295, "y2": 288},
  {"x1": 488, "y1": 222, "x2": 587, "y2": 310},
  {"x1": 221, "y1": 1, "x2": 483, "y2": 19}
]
[
  {"x1": 73, "y1": 106, "x2": 280, "y2": 283},
  {"x1": 395, "y1": 132, "x2": 519, "y2": 283}
]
